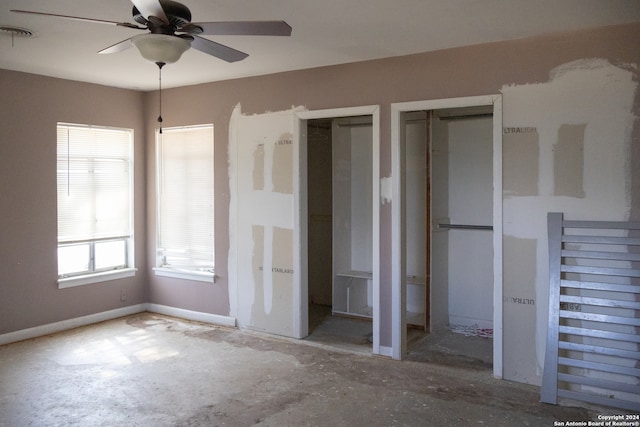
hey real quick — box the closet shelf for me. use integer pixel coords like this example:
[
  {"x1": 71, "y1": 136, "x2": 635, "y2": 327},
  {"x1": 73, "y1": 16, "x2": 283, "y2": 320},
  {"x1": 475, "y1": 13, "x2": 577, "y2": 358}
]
[
  {"x1": 336, "y1": 270, "x2": 372, "y2": 279},
  {"x1": 337, "y1": 271, "x2": 426, "y2": 285}
]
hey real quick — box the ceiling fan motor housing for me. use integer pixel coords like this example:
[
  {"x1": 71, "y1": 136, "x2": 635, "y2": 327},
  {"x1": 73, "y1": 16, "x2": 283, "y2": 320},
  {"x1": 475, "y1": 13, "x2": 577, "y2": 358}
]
[{"x1": 132, "y1": 0, "x2": 192, "y2": 33}]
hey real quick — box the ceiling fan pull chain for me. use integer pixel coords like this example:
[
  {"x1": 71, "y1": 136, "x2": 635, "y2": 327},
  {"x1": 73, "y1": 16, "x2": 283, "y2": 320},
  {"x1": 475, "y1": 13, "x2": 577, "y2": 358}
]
[{"x1": 157, "y1": 61, "x2": 165, "y2": 133}]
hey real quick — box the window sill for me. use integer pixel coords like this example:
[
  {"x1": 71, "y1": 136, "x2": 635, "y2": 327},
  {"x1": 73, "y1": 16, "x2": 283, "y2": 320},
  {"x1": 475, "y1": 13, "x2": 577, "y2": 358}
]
[
  {"x1": 153, "y1": 267, "x2": 215, "y2": 283},
  {"x1": 58, "y1": 268, "x2": 137, "y2": 289}
]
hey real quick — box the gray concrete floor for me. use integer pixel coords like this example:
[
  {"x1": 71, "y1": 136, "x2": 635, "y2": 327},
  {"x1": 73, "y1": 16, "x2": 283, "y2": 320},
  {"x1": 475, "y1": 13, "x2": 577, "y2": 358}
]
[
  {"x1": 304, "y1": 304, "x2": 374, "y2": 353},
  {"x1": 0, "y1": 312, "x2": 624, "y2": 426}
]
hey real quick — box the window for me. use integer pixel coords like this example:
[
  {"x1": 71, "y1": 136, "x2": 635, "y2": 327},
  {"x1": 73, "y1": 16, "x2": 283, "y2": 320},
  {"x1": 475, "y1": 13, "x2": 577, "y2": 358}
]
[
  {"x1": 155, "y1": 125, "x2": 214, "y2": 282},
  {"x1": 57, "y1": 123, "x2": 135, "y2": 287}
]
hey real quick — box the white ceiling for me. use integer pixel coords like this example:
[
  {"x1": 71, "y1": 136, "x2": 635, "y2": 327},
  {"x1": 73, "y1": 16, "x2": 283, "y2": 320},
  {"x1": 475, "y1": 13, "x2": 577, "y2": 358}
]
[{"x1": 1, "y1": 0, "x2": 639, "y2": 91}]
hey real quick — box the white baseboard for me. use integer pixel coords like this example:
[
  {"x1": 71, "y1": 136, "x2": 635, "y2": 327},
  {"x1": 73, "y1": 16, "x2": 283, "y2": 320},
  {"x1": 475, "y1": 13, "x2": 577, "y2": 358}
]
[
  {"x1": 147, "y1": 303, "x2": 237, "y2": 328},
  {"x1": 0, "y1": 304, "x2": 237, "y2": 346},
  {"x1": 0, "y1": 304, "x2": 147, "y2": 346}
]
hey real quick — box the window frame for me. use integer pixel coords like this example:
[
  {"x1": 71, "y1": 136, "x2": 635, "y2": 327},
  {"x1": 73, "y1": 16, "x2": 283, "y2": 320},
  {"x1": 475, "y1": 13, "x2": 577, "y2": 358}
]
[
  {"x1": 56, "y1": 123, "x2": 136, "y2": 288},
  {"x1": 154, "y1": 124, "x2": 215, "y2": 283}
]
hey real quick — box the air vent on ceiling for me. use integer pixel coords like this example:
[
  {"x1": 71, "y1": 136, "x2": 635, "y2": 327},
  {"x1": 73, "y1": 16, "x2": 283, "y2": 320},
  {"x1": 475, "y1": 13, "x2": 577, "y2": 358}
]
[{"x1": 0, "y1": 26, "x2": 35, "y2": 38}]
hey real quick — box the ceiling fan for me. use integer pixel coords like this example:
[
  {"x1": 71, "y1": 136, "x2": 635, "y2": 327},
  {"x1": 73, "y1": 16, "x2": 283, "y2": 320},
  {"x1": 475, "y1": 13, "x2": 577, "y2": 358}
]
[
  {"x1": 12, "y1": 0, "x2": 292, "y2": 130},
  {"x1": 11, "y1": 0, "x2": 292, "y2": 64}
]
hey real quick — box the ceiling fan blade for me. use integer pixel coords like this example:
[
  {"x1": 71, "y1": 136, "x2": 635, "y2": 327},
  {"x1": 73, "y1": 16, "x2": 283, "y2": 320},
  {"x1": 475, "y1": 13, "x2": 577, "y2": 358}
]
[
  {"x1": 98, "y1": 38, "x2": 134, "y2": 55},
  {"x1": 195, "y1": 21, "x2": 292, "y2": 36},
  {"x1": 191, "y1": 36, "x2": 248, "y2": 63},
  {"x1": 130, "y1": 0, "x2": 169, "y2": 24},
  {"x1": 11, "y1": 9, "x2": 144, "y2": 29}
]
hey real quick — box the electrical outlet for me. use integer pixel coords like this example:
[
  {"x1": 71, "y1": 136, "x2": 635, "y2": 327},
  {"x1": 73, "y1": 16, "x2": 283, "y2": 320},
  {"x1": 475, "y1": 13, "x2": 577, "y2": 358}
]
[{"x1": 120, "y1": 289, "x2": 127, "y2": 302}]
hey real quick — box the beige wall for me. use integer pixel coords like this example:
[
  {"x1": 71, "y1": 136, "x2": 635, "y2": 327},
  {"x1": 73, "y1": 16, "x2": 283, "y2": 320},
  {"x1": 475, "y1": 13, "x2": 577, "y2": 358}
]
[
  {"x1": 0, "y1": 71, "x2": 147, "y2": 333},
  {"x1": 1, "y1": 22, "x2": 638, "y2": 385}
]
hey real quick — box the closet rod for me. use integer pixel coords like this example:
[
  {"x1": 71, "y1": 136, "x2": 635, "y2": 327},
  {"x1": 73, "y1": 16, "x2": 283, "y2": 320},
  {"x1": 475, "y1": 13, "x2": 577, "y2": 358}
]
[
  {"x1": 437, "y1": 223, "x2": 493, "y2": 231},
  {"x1": 336, "y1": 122, "x2": 372, "y2": 127},
  {"x1": 438, "y1": 113, "x2": 493, "y2": 121}
]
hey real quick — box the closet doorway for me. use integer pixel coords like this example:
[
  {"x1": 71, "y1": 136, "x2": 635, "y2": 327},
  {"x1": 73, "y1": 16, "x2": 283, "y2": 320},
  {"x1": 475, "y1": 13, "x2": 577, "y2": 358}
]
[
  {"x1": 391, "y1": 96, "x2": 503, "y2": 377},
  {"x1": 431, "y1": 106, "x2": 495, "y2": 333},
  {"x1": 295, "y1": 106, "x2": 381, "y2": 355}
]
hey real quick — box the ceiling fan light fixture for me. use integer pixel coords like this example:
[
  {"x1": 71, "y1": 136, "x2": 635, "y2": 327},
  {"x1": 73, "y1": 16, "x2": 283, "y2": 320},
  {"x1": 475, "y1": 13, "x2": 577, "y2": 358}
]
[{"x1": 132, "y1": 34, "x2": 190, "y2": 64}]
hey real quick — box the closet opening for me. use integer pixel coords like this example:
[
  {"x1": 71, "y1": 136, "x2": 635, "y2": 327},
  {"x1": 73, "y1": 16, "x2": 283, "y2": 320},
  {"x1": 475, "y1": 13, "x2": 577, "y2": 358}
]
[
  {"x1": 304, "y1": 115, "x2": 375, "y2": 353},
  {"x1": 416, "y1": 106, "x2": 493, "y2": 367},
  {"x1": 400, "y1": 104, "x2": 496, "y2": 369}
]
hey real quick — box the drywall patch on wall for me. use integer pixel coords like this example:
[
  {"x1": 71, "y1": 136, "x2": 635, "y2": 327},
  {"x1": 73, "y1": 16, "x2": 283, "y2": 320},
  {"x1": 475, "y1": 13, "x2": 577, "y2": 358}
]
[
  {"x1": 250, "y1": 226, "x2": 294, "y2": 336},
  {"x1": 251, "y1": 225, "x2": 265, "y2": 321},
  {"x1": 229, "y1": 104, "x2": 304, "y2": 337},
  {"x1": 549, "y1": 58, "x2": 631, "y2": 81},
  {"x1": 273, "y1": 133, "x2": 294, "y2": 194},
  {"x1": 271, "y1": 226, "x2": 294, "y2": 327},
  {"x1": 253, "y1": 144, "x2": 265, "y2": 190},
  {"x1": 380, "y1": 176, "x2": 392, "y2": 204},
  {"x1": 554, "y1": 124, "x2": 586, "y2": 198},
  {"x1": 502, "y1": 235, "x2": 538, "y2": 385},
  {"x1": 503, "y1": 127, "x2": 539, "y2": 197},
  {"x1": 500, "y1": 59, "x2": 637, "y2": 385}
]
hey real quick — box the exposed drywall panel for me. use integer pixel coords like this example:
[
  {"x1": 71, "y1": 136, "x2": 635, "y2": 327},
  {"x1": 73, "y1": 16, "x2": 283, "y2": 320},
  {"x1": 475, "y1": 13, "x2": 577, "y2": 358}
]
[
  {"x1": 272, "y1": 226, "x2": 295, "y2": 300},
  {"x1": 252, "y1": 224, "x2": 265, "y2": 313},
  {"x1": 553, "y1": 124, "x2": 586, "y2": 198},
  {"x1": 249, "y1": 225, "x2": 295, "y2": 336},
  {"x1": 502, "y1": 236, "x2": 538, "y2": 384},
  {"x1": 229, "y1": 106, "x2": 299, "y2": 337},
  {"x1": 273, "y1": 133, "x2": 294, "y2": 194},
  {"x1": 253, "y1": 144, "x2": 265, "y2": 190},
  {"x1": 501, "y1": 59, "x2": 637, "y2": 385},
  {"x1": 503, "y1": 128, "x2": 539, "y2": 197}
]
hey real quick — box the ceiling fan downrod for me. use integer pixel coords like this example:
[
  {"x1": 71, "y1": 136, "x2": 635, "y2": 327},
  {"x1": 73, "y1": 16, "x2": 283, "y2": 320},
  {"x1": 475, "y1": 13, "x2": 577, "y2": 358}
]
[{"x1": 156, "y1": 61, "x2": 165, "y2": 133}]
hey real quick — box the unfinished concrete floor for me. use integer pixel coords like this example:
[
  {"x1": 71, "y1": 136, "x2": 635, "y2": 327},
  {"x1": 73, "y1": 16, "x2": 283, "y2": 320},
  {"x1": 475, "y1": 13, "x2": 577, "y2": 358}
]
[
  {"x1": 305, "y1": 303, "x2": 493, "y2": 369},
  {"x1": 305, "y1": 304, "x2": 374, "y2": 353},
  {"x1": 0, "y1": 313, "x2": 623, "y2": 426}
]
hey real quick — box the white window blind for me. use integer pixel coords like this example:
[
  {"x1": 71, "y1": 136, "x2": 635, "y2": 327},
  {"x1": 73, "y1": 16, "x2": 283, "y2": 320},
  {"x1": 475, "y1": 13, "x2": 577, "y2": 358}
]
[
  {"x1": 157, "y1": 125, "x2": 214, "y2": 271},
  {"x1": 57, "y1": 124, "x2": 133, "y2": 243}
]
